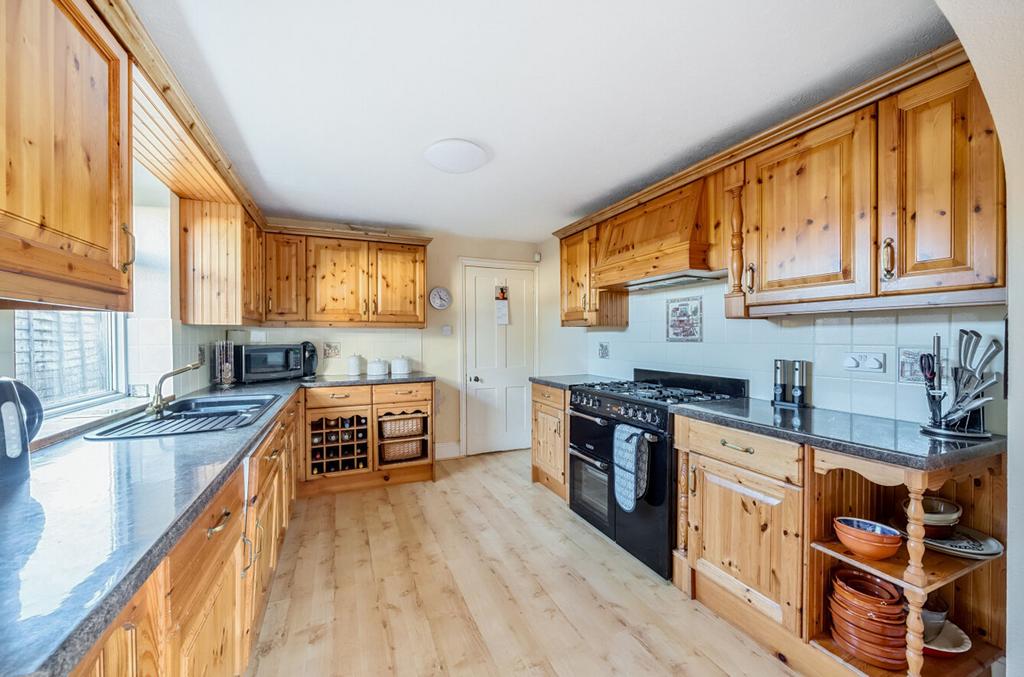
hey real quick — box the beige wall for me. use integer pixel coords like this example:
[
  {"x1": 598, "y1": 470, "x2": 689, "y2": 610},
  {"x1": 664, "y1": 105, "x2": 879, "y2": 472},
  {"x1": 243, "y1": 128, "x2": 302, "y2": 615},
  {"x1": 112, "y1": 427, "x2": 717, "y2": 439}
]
[{"x1": 933, "y1": 2, "x2": 1024, "y2": 669}]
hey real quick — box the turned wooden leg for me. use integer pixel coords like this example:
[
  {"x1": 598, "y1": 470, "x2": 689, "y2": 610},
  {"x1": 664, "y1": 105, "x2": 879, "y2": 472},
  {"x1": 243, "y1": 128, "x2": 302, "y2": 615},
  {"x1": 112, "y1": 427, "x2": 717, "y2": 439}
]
[
  {"x1": 905, "y1": 588, "x2": 926, "y2": 677},
  {"x1": 904, "y1": 484, "x2": 927, "y2": 588}
]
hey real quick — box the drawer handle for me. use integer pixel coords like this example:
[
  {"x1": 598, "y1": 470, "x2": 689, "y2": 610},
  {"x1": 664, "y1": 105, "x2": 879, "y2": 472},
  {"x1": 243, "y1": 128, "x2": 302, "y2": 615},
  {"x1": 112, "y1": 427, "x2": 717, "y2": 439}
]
[
  {"x1": 265, "y1": 449, "x2": 281, "y2": 462},
  {"x1": 206, "y1": 509, "x2": 232, "y2": 539},
  {"x1": 394, "y1": 390, "x2": 413, "y2": 395},
  {"x1": 329, "y1": 393, "x2": 351, "y2": 399},
  {"x1": 720, "y1": 438, "x2": 754, "y2": 454},
  {"x1": 542, "y1": 392, "x2": 550, "y2": 398}
]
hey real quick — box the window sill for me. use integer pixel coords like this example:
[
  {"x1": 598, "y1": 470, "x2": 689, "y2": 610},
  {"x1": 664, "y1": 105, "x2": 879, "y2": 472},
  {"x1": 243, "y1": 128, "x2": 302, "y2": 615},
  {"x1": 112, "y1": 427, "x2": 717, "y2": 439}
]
[{"x1": 31, "y1": 397, "x2": 149, "y2": 452}]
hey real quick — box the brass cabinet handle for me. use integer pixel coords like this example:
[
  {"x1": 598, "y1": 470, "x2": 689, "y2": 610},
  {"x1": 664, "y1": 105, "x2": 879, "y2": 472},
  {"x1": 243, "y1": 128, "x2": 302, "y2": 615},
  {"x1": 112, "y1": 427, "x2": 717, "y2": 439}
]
[
  {"x1": 329, "y1": 393, "x2": 350, "y2": 399},
  {"x1": 121, "y1": 224, "x2": 136, "y2": 273},
  {"x1": 254, "y1": 519, "x2": 265, "y2": 557},
  {"x1": 265, "y1": 449, "x2": 281, "y2": 462},
  {"x1": 394, "y1": 390, "x2": 413, "y2": 395},
  {"x1": 689, "y1": 464, "x2": 697, "y2": 496},
  {"x1": 267, "y1": 295, "x2": 273, "y2": 313},
  {"x1": 363, "y1": 299, "x2": 368, "y2": 314},
  {"x1": 241, "y1": 534, "x2": 255, "y2": 576},
  {"x1": 582, "y1": 293, "x2": 589, "y2": 311},
  {"x1": 881, "y1": 237, "x2": 896, "y2": 281},
  {"x1": 373, "y1": 299, "x2": 378, "y2": 314},
  {"x1": 206, "y1": 509, "x2": 232, "y2": 538},
  {"x1": 720, "y1": 438, "x2": 755, "y2": 454},
  {"x1": 745, "y1": 263, "x2": 755, "y2": 294}
]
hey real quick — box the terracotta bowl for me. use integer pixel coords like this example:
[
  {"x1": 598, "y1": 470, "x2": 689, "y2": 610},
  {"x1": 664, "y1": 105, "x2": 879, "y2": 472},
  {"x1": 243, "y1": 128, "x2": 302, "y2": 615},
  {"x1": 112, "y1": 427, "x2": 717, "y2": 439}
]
[
  {"x1": 835, "y1": 517, "x2": 903, "y2": 544},
  {"x1": 833, "y1": 586, "x2": 907, "y2": 621},
  {"x1": 835, "y1": 528, "x2": 902, "y2": 560},
  {"x1": 830, "y1": 597, "x2": 906, "y2": 637},
  {"x1": 831, "y1": 624, "x2": 909, "y2": 671},
  {"x1": 902, "y1": 496, "x2": 962, "y2": 525},
  {"x1": 831, "y1": 618, "x2": 910, "y2": 661},
  {"x1": 832, "y1": 569, "x2": 903, "y2": 610},
  {"x1": 831, "y1": 613, "x2": 907, "y2": 649}
]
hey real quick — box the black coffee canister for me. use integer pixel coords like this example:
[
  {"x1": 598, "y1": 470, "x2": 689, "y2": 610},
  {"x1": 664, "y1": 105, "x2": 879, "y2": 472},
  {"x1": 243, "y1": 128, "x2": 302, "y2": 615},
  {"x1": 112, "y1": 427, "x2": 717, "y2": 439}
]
[{"x1": 0, "y1": 379, "x2": 43, "y2": 485}]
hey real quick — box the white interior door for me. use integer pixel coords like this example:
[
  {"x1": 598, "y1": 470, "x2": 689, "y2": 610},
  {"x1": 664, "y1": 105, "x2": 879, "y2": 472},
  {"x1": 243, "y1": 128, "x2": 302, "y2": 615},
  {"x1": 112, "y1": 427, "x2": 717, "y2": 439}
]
[{"x1": 464, "y1": 264, "x2": 536, "y2": 455}]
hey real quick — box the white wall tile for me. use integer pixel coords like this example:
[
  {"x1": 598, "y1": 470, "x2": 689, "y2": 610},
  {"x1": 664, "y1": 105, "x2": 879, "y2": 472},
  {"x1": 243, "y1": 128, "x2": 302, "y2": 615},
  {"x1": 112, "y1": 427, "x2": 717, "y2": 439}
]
[{"x1": 583, "y1": 280, "x2": 1007, "y2": 432}]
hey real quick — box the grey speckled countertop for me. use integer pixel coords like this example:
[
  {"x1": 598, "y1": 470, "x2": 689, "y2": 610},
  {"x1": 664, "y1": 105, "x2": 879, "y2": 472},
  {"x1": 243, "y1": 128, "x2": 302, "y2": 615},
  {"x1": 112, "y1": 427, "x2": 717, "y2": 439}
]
[
  {"x1": 0, "y1": 373, "x2": 435, "y2": 677},
  {"x1": 671, "y1": 398, "x2": 1006, "y2": 471},
  {"x1": 529, "y1": 374, "x2": 618, "y2": 389}
]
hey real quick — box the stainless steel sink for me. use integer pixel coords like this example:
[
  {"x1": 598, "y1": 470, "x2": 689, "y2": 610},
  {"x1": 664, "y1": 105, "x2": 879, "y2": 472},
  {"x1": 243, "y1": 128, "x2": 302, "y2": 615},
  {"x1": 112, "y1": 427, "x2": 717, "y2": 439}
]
[{"x1": 86, "y1": 394, "x2": 280, "y2": 440}]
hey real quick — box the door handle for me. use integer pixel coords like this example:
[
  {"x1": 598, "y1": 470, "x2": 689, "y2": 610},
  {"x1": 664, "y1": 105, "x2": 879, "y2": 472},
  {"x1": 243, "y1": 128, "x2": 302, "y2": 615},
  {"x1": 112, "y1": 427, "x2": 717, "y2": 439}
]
[
  {"x1": 471, "y1": 376, "x2": 481, "y2": 382},
  {"x1": 569, "y1": 447, "x2": 609, "y2": 471},
  {"x1": 689, "y1": 464, "x2": 697, "y2": 496},
  {"x1": 568, "y1": 408, "x2": 609, "y2": 426},
  {"x1": 120, "y1": 224, "x2": 136, "y2": 273},
  {"x1": 881, "y1": 237, "x2": 896, "y2": 281},
  {"x1": 745, "y1": 263, "x2": 755, "y2": 294}
]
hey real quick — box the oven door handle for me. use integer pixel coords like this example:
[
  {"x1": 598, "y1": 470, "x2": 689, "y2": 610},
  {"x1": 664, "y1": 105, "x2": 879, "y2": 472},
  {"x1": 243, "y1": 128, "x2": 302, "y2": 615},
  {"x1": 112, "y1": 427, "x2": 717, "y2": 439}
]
[
  {"x1": 568, "y1": 409, "x2": 610, "y2": 426},
  {"x1": 569, "y1": 446, "x2": 610, "y2": 471}
]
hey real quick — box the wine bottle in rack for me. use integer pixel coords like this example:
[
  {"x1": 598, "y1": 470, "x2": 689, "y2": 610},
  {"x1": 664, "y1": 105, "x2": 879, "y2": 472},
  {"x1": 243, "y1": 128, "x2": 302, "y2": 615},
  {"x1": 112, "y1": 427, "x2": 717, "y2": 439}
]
[{"x1": 356, "y1": 430, "x2": 366, "y2": 440}]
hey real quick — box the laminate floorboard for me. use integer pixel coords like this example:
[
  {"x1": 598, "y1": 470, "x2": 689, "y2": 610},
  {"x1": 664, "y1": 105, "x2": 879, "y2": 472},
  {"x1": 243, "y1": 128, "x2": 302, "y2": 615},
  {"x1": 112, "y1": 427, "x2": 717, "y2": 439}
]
[{"x1": 248, "y1": 450, "x2": 795, "y2": 677}]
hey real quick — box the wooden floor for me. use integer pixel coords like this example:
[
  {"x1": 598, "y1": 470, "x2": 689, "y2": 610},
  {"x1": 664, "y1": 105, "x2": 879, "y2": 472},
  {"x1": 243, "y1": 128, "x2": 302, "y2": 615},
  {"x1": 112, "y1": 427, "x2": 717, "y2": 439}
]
[{"x1": 248, "y1": 450, "x2": 796, "y2": 677}]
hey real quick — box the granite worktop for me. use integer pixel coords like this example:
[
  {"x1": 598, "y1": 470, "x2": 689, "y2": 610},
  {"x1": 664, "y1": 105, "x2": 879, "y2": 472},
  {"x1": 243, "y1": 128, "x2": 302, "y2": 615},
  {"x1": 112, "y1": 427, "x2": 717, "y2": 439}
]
[
  {"x1": 529, "y1": 374, "x2": 619, "y2": 389},
  {"x1": 671, "y1": 398, "x2": 1006, "y2": 471},
  {"x1": 301, "y1": 371, "x2": 436, "y2": 387},
  {"x1": 0, "y1": 373, "x2": 436, "y2": 676}
]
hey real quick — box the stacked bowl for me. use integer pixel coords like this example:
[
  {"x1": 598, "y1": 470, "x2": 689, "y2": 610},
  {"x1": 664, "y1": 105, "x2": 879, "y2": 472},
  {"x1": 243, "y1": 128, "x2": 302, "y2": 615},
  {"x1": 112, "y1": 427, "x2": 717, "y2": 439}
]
[
  {"x1": 834, "y1": 517, "x2": 903, "y2": 560},
  {"x1": 901, "y1": 496, "x2": 962, "y2": 539},
  {"x1": 829, "y1": 568, "x2": 907, "y2": 671}
]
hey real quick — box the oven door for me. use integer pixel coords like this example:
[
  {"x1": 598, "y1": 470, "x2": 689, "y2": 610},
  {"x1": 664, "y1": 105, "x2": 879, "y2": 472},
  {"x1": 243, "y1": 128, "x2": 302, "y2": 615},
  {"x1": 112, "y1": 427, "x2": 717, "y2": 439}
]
[{"x1": 568, "y1": 445, "x2": 615, "y2": 538}]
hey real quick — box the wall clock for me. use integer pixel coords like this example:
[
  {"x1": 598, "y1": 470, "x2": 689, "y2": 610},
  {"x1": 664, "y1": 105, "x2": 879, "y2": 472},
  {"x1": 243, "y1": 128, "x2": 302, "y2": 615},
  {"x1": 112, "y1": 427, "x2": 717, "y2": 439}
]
[{"x1": 429, "y1": 287, "x2": 452, "y2": 310}]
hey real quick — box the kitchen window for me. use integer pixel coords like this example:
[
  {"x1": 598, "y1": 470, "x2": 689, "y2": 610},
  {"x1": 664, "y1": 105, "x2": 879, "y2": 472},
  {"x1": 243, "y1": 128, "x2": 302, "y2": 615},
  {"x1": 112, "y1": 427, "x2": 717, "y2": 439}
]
[{"x1": 14, "y1": 310, "x2": 127, "y2": 413}]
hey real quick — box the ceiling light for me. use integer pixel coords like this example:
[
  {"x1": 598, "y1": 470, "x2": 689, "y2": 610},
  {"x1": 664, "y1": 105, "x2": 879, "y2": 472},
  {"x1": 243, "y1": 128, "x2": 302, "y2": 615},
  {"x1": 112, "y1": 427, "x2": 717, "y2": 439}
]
[{"x1": 424, "y1": 138, "x2": 489, "y2": 174}]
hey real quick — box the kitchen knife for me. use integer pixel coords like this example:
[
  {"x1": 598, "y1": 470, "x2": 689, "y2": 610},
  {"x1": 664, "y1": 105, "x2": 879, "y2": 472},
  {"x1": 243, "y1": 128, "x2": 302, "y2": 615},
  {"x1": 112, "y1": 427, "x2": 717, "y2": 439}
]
[
  {"x1": 972, "y1": 338, "x2": 1003, "y2": 378},
  {"x1": 966, "y1": 330, "x2": 983, "y2": 372},
  {"x1": 943, "y1": 396, "x2": 993, "y2": 425},
  {"x1": 954, "y1": 373, "x2": 1000, "y2": 409}
]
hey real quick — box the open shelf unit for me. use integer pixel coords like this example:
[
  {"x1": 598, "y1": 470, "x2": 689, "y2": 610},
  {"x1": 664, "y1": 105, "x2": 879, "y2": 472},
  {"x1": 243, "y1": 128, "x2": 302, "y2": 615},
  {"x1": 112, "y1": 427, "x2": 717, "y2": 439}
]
[
  {"x1": 810, "y1": 539, "x2": 999, "y2": 596},
  {"x1": 306, "y1": 406, "x2": 371, "y2": 478},
  {"x1": 810, "y1": 632, "x2": 1001, "y2": 677},
  {"x1": 374, "y1": 402, "x2": 432, "y2": 469}
]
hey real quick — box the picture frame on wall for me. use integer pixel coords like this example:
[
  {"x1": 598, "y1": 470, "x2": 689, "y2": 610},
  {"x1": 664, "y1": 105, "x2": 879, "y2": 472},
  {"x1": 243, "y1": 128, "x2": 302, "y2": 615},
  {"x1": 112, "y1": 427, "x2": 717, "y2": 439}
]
[{"x1": 666, "y1": 296, "x2": 702, "y2": 342}]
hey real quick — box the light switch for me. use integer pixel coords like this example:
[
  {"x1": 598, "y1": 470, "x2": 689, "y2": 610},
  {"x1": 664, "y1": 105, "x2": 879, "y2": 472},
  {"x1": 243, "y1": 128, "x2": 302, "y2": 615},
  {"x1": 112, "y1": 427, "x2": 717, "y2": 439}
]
[{"x1": 844, "y1": 351, "x2": 886, "y2": 373}]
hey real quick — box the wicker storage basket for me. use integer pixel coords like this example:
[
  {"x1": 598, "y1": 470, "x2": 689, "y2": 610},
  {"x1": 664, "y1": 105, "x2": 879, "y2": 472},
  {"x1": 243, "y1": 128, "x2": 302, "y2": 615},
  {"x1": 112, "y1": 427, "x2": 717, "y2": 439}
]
[
  {"x1": 380, "y1": 414, "x2": 425, "y2": 439},
  {"x1": 380, "y1": 439, "x2": 423, "y2": 462}
]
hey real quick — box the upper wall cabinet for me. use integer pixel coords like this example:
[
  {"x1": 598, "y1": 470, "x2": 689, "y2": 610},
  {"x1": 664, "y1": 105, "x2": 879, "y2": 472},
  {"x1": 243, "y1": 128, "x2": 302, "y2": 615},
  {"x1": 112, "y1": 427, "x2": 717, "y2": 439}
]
[
  {"x1": 742, "y1": 106, "x2": 876, "y2": 306},
  {"x1": 306, "y1": 237, "x2": 368, "y2": 323},
  {"x1": 266, "y1": 233, "x2": 307, "y2": 322},
  {"x1": 878, "y1": 64, "x2": 1004, "y2": 294},
  {"x1": 368, "y1": 243, "x2": 425, "y2": 325},
  {"x1": 559, "y1": 227, "x2": 627, "y2": 327},
  {"x1": 241, "y1": 212, "x2": 265, "y2": 323},
  {"x1": 0, "y1": 0, "x2": 132, "y2": 311}
]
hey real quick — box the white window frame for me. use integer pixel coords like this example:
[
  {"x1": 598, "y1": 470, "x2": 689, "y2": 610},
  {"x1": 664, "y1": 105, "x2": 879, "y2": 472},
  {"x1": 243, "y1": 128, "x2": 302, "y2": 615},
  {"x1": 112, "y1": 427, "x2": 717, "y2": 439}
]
[{"x1": 15, "y1": 311, "x2": 129, "y2": 416}]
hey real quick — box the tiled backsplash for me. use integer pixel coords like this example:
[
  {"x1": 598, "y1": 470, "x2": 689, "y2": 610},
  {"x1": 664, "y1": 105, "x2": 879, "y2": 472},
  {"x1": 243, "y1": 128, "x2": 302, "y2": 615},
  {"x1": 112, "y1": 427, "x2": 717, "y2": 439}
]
[{"x1": 585, "y1": 282, "x2": 1008, "y2": 433}]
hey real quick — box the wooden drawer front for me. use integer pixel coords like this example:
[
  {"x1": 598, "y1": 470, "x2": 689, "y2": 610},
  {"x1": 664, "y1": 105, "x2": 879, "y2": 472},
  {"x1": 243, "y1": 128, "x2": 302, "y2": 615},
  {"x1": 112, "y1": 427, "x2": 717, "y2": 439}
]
[
  {"x1": 249, "y1": 424, "x2": 286, "y2": 499},
  {"x1": 686, "y1": 420, "x2": 802, "y2": 485},
  {"x1": 372, "y1": 382, "x2": 433, "y2": 404},
  {"x1": 305, "y1": 385, "x2": 373, "y2": 409},
  {"x1": 531, "y1": 383, "x2": 565, "y2": 408},
  {"x1": 168, "y1": 468, "x2": 245, "y2": 620}
]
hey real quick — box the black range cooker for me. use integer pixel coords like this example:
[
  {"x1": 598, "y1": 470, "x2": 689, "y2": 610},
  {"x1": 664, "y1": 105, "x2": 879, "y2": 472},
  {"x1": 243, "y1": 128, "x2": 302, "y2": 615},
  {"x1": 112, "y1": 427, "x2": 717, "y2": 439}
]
[{"x1": 567, "y1": 369, "x2": 748, "y2": 578}]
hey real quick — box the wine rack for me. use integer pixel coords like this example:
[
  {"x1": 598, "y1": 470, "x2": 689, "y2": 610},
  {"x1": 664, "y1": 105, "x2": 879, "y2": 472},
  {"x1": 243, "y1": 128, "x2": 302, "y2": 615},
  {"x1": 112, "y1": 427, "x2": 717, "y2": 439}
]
[{"x1": 306, "y1": 407, "x2": 371, "y2": 478}]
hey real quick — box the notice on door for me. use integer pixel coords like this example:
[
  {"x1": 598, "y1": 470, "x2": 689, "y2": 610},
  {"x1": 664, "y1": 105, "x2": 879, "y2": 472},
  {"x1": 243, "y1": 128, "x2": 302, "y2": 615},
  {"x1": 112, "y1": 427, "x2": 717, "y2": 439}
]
[{"x1": 495, "y1": 285, "x2": 509, "y2": 325}]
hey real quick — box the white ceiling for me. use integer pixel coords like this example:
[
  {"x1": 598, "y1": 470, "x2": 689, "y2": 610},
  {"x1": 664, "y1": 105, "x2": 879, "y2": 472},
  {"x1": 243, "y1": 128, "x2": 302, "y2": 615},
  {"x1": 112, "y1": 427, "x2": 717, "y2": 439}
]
[{"x1": 130, "y1": 0, "x2": 954, "y2": 242}]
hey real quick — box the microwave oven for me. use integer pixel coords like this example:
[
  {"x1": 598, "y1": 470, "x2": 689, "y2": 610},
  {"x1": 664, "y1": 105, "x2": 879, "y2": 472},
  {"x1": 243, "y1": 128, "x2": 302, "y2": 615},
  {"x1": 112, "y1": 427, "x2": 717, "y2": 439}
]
[{"x1": 233, "y1": 343, "x2": 317, "y2": 383}]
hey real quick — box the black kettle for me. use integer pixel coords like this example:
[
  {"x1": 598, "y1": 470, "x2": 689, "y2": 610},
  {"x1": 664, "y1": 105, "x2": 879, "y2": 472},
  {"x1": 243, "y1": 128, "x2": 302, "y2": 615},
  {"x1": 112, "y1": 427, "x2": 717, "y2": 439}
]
[
  {"x1": 0, "y1": 379, "x2": 43, "y2": 485},
  {"x1": 301, "y1": 341, "x2": 318, "y2": 379}
]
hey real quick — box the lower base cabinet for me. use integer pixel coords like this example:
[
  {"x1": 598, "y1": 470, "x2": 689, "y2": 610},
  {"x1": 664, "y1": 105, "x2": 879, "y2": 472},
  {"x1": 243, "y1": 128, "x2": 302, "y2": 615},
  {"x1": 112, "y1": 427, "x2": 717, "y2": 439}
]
[
  {"x1": 530, "y1": 401, "x2": 566, "y2": 497},
  {"x1": 170, "y1": 543, "x2": 245, "y2": 677},
  {"x1": 687, "y1": 452, "x2": 803, "y2": 635}
]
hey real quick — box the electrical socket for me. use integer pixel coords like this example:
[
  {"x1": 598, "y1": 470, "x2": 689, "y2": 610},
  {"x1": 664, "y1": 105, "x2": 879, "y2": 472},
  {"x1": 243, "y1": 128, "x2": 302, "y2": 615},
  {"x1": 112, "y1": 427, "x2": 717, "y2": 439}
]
[{"x1": 844, "y1": 351, "x2": 885, "y2": 372}]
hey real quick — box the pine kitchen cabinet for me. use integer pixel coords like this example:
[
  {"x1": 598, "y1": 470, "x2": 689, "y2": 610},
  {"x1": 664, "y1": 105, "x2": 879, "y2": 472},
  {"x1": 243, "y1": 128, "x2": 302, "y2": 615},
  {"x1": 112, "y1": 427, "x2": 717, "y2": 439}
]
[
  {"x1": 368, "y1": 242, "x2": 426, "y2": 324},
  {"x1": 559, "y1": 226, "x2": 627, "y2": 327},
  {"x1": 265, "y1": 232, "x2": 307, "y2": 321},
  {"x1": 878, "y1": 63, "x2": 1004, "y2": 294},
  {"x1": 0, "y1": 0, "x2": 133, "y2": 311},
  {"x1": 530, "y1": 382, "x2": 567, "y2": 499},
  {"x1": 242, "y1": 212, "x2": 265, "y2": 323},
  {"x1": 306, "y1": 237, "x2": 369, "y2": 322},
  {"x1": 741, "y1": 106, "x2": 876, "y2": 307}
]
